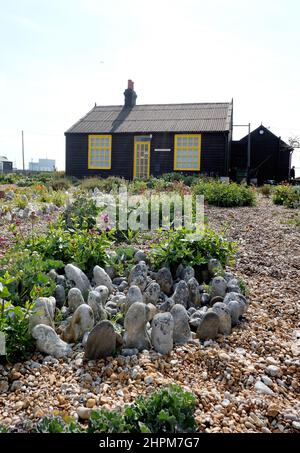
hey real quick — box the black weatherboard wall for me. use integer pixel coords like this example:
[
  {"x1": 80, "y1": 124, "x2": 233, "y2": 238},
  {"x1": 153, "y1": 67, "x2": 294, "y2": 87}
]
[{"x1": 65, "y1": 131, "x2": 230, "y2": 179}]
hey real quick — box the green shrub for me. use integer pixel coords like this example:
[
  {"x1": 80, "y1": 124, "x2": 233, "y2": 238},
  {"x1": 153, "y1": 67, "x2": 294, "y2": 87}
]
[
  {"x1": 81, "y1": 176, "x2": 126, "y2": 192},
  {"x1": 62, "y1": 197, "x2": 99, "y2": 229},
  {"x1": 192, "y1": 181, "x2": 256, "y2": 207},
  {"x1": 0, "y1": 274, "x2": 35, "y2": 363},
  {"x1": 51, "y1": 178, "x2": 71, "y2": 191},
  {"x1": 272, "y1": 185, "x2": 299, "y2": 207},
  {"x1": 35, "y1": 416, "x2": 84, "y2": 433},
  {"x1": 150, "y1": 227, "x2": 236, "y2": 269},
  {"x1": 0, "y1": 424, "x2": 8, "y2": 433},
  {"x1": 123, "y1": 384, "x2": 198, "y2": 433}
]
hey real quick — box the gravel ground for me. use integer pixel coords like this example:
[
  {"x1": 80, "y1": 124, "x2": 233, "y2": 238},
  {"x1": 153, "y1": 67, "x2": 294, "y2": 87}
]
[{"x1": 0, "y1": 196, "x2": 299, "y2": 433}]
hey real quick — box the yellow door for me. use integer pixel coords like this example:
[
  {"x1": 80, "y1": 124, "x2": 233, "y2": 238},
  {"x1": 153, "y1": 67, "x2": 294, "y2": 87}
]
[{"x1": 134, "y1": 141, "x2": 150, "y2": 178}]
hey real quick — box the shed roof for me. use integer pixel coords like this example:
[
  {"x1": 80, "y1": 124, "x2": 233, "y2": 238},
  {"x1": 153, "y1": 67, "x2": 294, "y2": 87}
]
[{"x1": 66, "y1": 102, "x2": 233, "y2": 134}]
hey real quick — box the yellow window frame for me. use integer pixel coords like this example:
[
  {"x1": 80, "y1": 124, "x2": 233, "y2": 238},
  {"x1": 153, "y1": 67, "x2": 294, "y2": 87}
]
[
  {"x1": 88, "y1": 134, "x2": 112, "y2": 170},
  {"x1": 174, "y1": 134, "x2": 201, "y2": 171},
  {"x1": 134, "y1": 141, "x2": 151, "y2": 179}
]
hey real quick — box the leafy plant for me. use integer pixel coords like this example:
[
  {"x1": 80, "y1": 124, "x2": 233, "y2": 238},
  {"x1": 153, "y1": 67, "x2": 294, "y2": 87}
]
[
  {"x1": 150, "y1": 227, "x2": 236, "y2": 269},
  {"x1": 0, "y1": 424, "x2": 8, "y2": 433},
  {"x1": 259, "y1": 184, "x2": 272, "y2": 197},
  {"x1": 272, "y1": 185, "x2": 295, "y2": 206},
  {"x1": 51, "y1": 178, "x2": 71, "y2": 191},
  {"x1": 88, "y1": 408, "x2": 127, "y2": 433},
  {"x1": 192, "y1": 181, "x2": 256, "y2": 207},
  {"x1": 35, "y1": 416, "x2": 84, "y2": 433},
  {"x1": 62, "y1": 196, "x2": 99, "y2": 229},
  {"x1": 0, "y1": 273, "x2": 35, "y2": 363}
]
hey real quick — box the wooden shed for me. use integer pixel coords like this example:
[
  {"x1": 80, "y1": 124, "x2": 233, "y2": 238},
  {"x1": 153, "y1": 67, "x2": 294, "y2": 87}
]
[
  {"x1": 231, "y1": 125, "x2": 293, "y2": 184},
  {"x1": 65, "y1": 81, "x2": 233, "y2": 180}
]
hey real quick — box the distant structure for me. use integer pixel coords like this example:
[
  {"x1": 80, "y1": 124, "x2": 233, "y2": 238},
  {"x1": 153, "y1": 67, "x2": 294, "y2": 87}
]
[
  {"x1": 0, "y1": 156, "x2": 13, "y2": 173},
  {"x1": 29, "y1": 158, "x2": 56, "y2": 172}
]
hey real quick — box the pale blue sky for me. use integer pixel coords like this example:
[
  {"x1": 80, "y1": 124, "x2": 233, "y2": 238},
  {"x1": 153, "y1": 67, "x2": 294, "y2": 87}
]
[{"x1": 0, "y1": 0, "x2": 299, "y2": 173}]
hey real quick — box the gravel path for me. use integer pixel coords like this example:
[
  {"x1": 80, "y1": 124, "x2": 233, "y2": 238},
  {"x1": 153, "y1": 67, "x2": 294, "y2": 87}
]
[{"x1": 0, "y1": 196, "x2": 299, "y2": 433}]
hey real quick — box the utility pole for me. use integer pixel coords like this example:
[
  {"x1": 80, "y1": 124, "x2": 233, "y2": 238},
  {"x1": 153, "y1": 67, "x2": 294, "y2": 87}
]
[{"x1": 22, "y1": 130, "x2": 25, "y2": 171}]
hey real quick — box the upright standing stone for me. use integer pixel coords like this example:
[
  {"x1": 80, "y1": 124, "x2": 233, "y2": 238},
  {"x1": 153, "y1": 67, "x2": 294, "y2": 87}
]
[
  {"x1": 62, "y1": 304, "x2": 94, "y2": 343},
  {"x1": 151, "y1": 313, "x2": 174, "y2": 355},
  {"x1": 32, "y1": 324, "x2": 71, "y2": 358},
  {"x1": 210, "y1": 277, "x2": 227, "y2": 299},
  {"x1": 67, "y1": 288, "x2": 85, "y2": 313},
  {"x1": 29, "y1": 297, "x2": 56, "y2": 332},
  {"x1": 196, "y1": 311, "x2": 220, "y2": 340},
  {"x1": 125, "y1": 285, "x2": 143, "y2": 312},
  {"x1": 211, "y1": 302, "x2": 232, "y2": 335},
  {"x1": 123, "y1": 302, "x2": 150, "y2": 351},
  {"x1": 187, "y1": 277, "x2": 201, "y2": 307},
  {"x1": 155, "y1": 268, "x2": 173, "y2": 295},
  {"x1": 88, "y1": 290, "x2": 108, "y2": 322},
  {"x1": 143, "y1": 282, "x2": 161, "y2": 305},
  {"x1": 93, "y1": 266, "x2": 114, "y2": 293},
  {"x1": 170, "y1": 304, "x2": 191, "y2": 344},
  {"x1": 84, "y1": 320, "x2": 117, "y2": 359},
  {"x1": 172, "y1": 280, "x2": 189, "y2": 308},
  {"x1": 65, "y1": 264, "x2": 91, "y2": 296},
  {"x1": 54, "y1": 285, "x2": 65, "y2": 309},
  {"x1": 129, "y1": 262, "x2": 148, "y2": 292}
]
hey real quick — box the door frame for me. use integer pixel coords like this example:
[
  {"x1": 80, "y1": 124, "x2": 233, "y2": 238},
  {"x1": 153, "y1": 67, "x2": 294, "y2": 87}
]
[{"x1": 133, "y1": 140, "x2": 151, "y2": 179}]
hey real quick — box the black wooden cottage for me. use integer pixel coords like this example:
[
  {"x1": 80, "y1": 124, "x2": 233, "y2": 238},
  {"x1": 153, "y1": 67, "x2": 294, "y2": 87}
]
[
  {"x1": 65, "y1": 81, "x2": 233, "y2": 179},
  {"x1": 231, "y1": 125, "x2": 293, "y2": 185}
]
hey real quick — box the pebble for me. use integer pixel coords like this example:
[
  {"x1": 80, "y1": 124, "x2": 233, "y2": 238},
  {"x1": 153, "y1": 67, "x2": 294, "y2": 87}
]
[
  {"x1": 254, "y1": 381, "x2": 275, "y2": 396},
  {"x1": 77, "y1": 407, "x2": 91, "y2": 420},
  {"x1": 292, "y1": 421, "x2": 300, "y2": 431}
]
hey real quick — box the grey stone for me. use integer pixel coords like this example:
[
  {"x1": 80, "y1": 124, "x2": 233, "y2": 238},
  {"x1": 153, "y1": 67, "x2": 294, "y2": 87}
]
[
  {"x1": 94, "y1": 285, "x2": 110, "y2": 304},
  {"x1": 143, "y1": 282, "x2": 160, "y2": 305},
  {"x1": 201, "y1": 293, "x2": 211, "y2": 306},
  {"x1": 254, "y1": 381, "x2": 275, "y2": 396},
  {"x1": 170, "y1": 304, "x2": 191, "y2": 344},
  {"x1": 208, "y1": 259, "x2": 222, "y2": 276},
  {"x1": 113, "y1": 277, "x2": 127, "y2": 286},
  {"x1": 223, "y1": 292, "x2": 247, "y2": 316},
  {"x1": 29, "y1": 297, "x2": 56, "y2": 332},
  {"x1": 62, "y1": 305, "x2": 94, "y2": 343},
  {"x1": 227, "y1": 300, "x2": 241, "y2": 326},
  {"x1": 93, "y1": 266, "x2": 114, "y2": 293},
  {"x1": 84, "y1": 320, "x2": 117, "y2": 359},
  {"x1": 118, "y1": 281, "x2": 129, "y2": 292},
  {"x1": 188, "y1": 307, "x2": 197, "y2": 316},
  {"x1": 67, "y1": 288, "x2": 85, "y2": 313},
  {"x1": 56, "y1": 275, "x2": 66, "y2": 287},
  {"x1": 155, "y1": 267, "x2": 173, "y2": 295},
  {"x1": 223, "y1": 272, "x2": 235, "y2": 282},
  {"x1": 123, "y1": 302, "x2": 150, "y2": 351},
  {"x1": 210, "y1": 277, "x2": 227, "y2": 299},
  {"x1": 266, "y1": 365, "x2": 281, "y2": 377},
  {"x1": 211, "y1": 302, "x2": 232, "y2": 335},
  {"x1": 65, "y1": 264, "x2": 91, "y2": 296},
  {"x1": 5, "y1": 190, "x2": 14, "y2": 201},
  {"x1": 134, "y1": 250, "x2": 147, "y2": 263},
  {"x1": 181, "y1": 266, "x2": 195, "y2": 283},
  {"x1": 88, "y1": 290, "x2": 108, "y2": 322},
  {"x1": 129, "y1": 262, "x2": 148, "y2": 292},
  {"x1": 146, "y1": 303, "x2": 157, "y2": 321},
  {"x1": 125, "y1": 285, "x2": 143, "y2": 312},
  {"x1": 172, "y1": 280, "x2": 189, "y2": 308},
  {"x1": 187, "y1": 277, "x2": 201, "y2": 307},
  {"x1": 151, "y1": 312, "x2": 174, "y2": 355},
  {"x1": 54, "y1": 285, "x2": 65, "y2": 309},
  {"x1": 227, "y1": 278, "x2": 241, "y2": 293},
  {"x1": 32, "y1": 324, "x2": 71, "y2": 358},
  {"x1": 196, "y1": 311, "x2": 220, "y2": 340},
  {"x1": 158, "y1": 298, "x2": 175, "y2": 313},
  {"x1": 48, "y1": 269, "x2": 58, "y2": 282}
]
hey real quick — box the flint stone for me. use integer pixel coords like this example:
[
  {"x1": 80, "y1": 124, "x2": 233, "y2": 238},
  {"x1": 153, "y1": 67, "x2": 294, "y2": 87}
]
[
  {"x1": 29, "y1": 297, "x2": 56, "y2": 332},
  {"x1": 56, "y1": 275, "x2": 66, "y2": 287},
  {"x1": 143, "y1": 282, "x2": 160, "y2": 305},
  {"x1": 155, "y1": 268, "x2": 173, "y2": 295},
  {"x1": 181, "y1": 266, "x2": 195, "y2": 283},
  {"x1": 123, "y1": 302, "x2": 150, "y2": 351},
  {"x1": 151, "y1": 312, "x2": 174, "y2": 355},
  {"x1": 172, "y1": 280, "x2": 189, "y2": 308},
  {"x1": 196, "y1": 311, "x2": 220, "y2": 340},
  {"x1": 118, "y1": 281, "x2": 129, "y2": 292},
  {"x1": 121, "y1": 348, "x2": 139, "y2": 357},
  {"x1": 84, "y1": 320, "x2": 117, "y2": 360},
  {"x1": 32, "y1": 324, "x2": 71, "y2": 358},
  {"x1": 65, "y1": 264, "x2": 91, "y2": 296},
  {"x1": 54, "y1": 285, "x2": 65, "y2": 309},
  {"x1": 227, "y1": 278, "x2": 241, "y2": 293},
  {"x1": 125, "y1": 285, "x2": 143, "y2": 312},
  {"x1": 94, "y1": 285, "x2": 110, "y2": 304},
  {"x1": 211, "y1": 302, "x2": 232, "y2": 335},
  {"x1": 158, "y1": 298, "x2": 175, "y2": 313},
  {"x1": 134, "y1": 250, "x2": 147, "y2": 263},
  {"x1": 62, "y1": 305, "x2": 94, "y2": 343},
  {"x1": 87, "y1": 290, "x2": 108, "y2": 323},
  {"x1": 227, "y1": 300, "x2": 241, "y2": 326},
  {"x1": 93, "y1": 266, "x2": 114, "y2": 293},
  {"x1": 129, "y1": 262, "x2": 148, "y2": 291},
  {"x1": 113, "y1": 277, "x2": 127, "y2": 286},
  {"x1": 187, "y1": 277, "x2": 201, "y2": 307},
  {"x1": 68, "y1": 288, "x2": 86, "y2": 313},
  {"x1": 170, "y1": 304, "x2": 191, "y2": 344},
  {"x1": 223, "y1": 292, "x2": 247, "y2": 316},
  {"x1": 210, "y1": 277, "x2": 227, "y2": 299},
  {"x1": 201, "y1": 293, "x2": 211, "y2": 306},
  {"x1": 147, "y1": 303, "x2": 157, "y2": 321}
]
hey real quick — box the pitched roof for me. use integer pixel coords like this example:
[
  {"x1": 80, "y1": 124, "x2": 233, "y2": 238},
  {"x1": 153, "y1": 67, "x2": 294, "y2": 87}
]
[
  {"x1": 66, "y1": 102, "x2": 233, "y2": 134},
  {"x1": 239, "y1": 125, "x2": 293, "y2": 151}
]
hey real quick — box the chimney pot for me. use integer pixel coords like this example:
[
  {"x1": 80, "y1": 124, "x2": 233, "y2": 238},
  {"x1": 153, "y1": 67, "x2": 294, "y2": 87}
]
[
  {"x1": 124, "y1": 80, "x2": 137, "y2": 107},
  {"x1": 128, "y1": 79, "x2": 134, "y2": 90}
]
